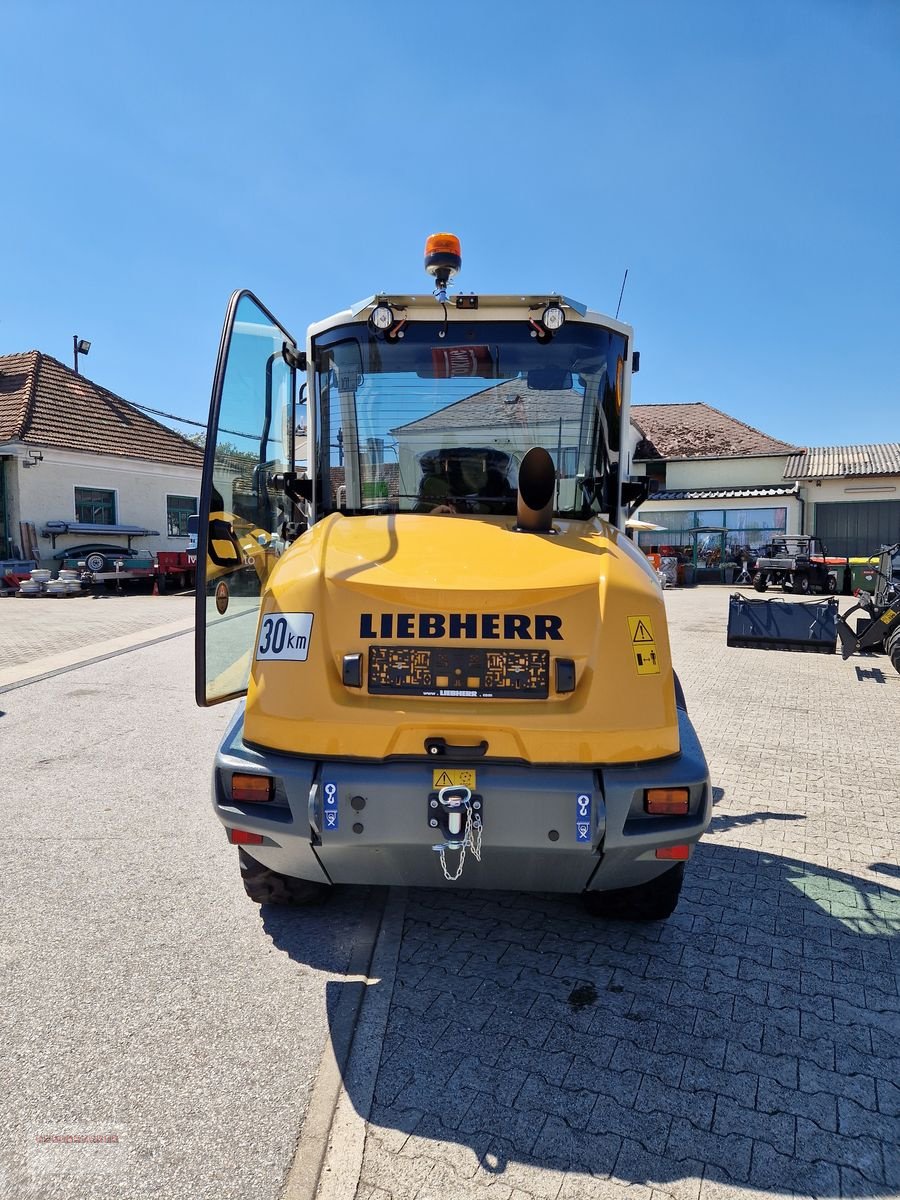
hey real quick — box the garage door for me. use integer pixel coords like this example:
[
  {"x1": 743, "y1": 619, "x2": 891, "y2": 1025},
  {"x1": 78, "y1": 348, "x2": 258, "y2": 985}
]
[{"x1": 815, "y1": 499, "x2": 900, "y2": 558}]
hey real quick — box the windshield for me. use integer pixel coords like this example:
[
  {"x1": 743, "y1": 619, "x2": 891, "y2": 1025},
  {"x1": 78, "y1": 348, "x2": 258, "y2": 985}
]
[{"x1": 313, "y1": 320, "x2": 627, "y2": 518}]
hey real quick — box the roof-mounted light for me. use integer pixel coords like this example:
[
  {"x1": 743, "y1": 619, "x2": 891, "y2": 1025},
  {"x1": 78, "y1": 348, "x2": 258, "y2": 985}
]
[
  {"x1": 541, "y1": 303, "x2": 565, "y2": 333},
  {"x1": 424, "y1": 232, "x2": 462, "y2": 303},
  {"x1": 369, "y1": 302, "x2": 395, "y2": 332}
]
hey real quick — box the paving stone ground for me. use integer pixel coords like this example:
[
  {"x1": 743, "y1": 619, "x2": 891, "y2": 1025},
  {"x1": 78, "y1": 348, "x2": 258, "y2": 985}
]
[
  {"x1": 353, "y1": 587, "x2": 900, "y2": 1200},
  {"x1": 0, "y1": 593, "x2": 193, "y2": 670}
]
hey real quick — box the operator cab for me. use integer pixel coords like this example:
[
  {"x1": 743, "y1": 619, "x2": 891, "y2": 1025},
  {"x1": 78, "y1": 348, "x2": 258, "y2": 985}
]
[{"x1": 196, "y1": 236, "x2": 642, "y2": 706}]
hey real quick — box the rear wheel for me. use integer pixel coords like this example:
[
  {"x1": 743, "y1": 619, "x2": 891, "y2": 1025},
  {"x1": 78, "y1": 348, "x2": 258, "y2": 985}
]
[
  {"x1": 827, "y1": 574, "x2": 838, "y2": 594},
  {"x1": 583, "y1": 863, "x2": 685, "y2": 921},
  {"x1": 793, "y1": 574, "x2": 811, "y2": 595},
  {"x1": 752, "y1": 571, "x2": 767, "y2": 592},
  {"x1": 238, "y1": 848, "x2": 330, "y2": 906}
]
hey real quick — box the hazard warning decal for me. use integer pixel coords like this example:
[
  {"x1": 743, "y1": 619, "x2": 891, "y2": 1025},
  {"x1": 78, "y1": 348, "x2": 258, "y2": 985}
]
[
  {"x1": 432, "y1": 768, "x2": 477, "y2": 789},
  {"x1": 627, "y1": 615, "x2": 660, "y2": 675}
]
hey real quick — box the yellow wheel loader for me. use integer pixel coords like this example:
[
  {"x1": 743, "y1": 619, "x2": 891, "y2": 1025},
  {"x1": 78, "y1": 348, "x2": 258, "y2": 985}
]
[{"x1": 196, "y1": 235, "x2": 710, "y2": 919}]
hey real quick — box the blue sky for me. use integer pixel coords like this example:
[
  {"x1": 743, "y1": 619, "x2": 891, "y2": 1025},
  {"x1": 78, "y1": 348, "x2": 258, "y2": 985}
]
[{"x1": 3, "y1": 0, "x2": 898, "y2": 447}]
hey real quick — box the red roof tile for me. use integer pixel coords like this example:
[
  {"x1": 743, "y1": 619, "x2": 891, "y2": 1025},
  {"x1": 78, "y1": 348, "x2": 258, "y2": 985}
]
[
  {"x1": 632, "y1": 402, "x2": 800, "y2": 460},
  {"x1": 0, "y1": 351, "x2": 203, "y2": 468}
]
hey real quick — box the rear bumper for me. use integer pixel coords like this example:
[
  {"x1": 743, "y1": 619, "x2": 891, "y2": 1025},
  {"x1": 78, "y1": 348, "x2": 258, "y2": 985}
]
[{"x1": 211, "y1": 706, "x2": 710, "y2": 893}]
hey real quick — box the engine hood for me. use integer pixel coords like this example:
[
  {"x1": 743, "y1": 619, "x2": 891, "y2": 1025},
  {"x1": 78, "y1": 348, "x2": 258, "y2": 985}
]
[{"x1": 243, "y1": 513, "x2": 680, "y2": 765}]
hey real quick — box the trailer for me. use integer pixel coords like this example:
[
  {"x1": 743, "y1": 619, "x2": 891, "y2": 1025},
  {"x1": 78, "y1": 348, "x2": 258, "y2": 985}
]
[{"x1": 153, "y1": 551, "x2": 196, "y2": 593}]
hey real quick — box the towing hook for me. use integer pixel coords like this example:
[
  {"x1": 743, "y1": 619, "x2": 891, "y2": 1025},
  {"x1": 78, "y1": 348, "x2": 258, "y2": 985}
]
[
  {"x1": 437, "y1": 785, "x2": 472, "y2": 837},
  {"x1": 437, "y1": 785, "x2": 472, "y2": 808}
]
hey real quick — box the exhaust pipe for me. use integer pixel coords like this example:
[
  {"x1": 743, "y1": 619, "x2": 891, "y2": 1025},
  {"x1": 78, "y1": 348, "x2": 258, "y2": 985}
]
[{"x1": 516, "y1": 446, "x2": 555, "y2": 533}]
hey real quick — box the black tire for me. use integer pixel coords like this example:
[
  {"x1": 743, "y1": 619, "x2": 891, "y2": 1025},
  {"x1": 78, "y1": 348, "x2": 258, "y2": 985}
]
[
  {"x1": 238, "y1": 848, "x2": 330, "y2": 905},
  {"x1": 583, "y1": 863, "x2": 686, "y2": 921},
  {"x1": 752, "y1": 571, "x2": 767, "y2": 592},
  {"x1": 792, "y1": 574, "x2": 811, "y2": 595},
  {"x1": 85, "y1": 552, "x2": 107, "y2": 573},
  {"x1": 888, "y1": 630, "x2": 900, "y2": 676},
  {"x1": 827, "y1": 574, "x2": 838, "y2": 594}
]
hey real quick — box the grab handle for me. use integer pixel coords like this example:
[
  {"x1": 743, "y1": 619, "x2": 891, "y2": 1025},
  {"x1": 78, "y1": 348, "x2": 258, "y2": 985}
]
[{"x1": 425, "y1": 737, "x2": 488, "y2": 759}]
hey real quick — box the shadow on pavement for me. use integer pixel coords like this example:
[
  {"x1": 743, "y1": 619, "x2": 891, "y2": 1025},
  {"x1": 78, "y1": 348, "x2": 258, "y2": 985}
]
[
  {"x1": 708, "y1": 810, "x2": 806, "y2": 834},
  {"x1": 261, "y1": 843, "x2": 900, "y2": 1197},
  {"x1": 870, "y1": 862, "x2": 900, "y2": 881},
  {"x1": 855, "y1": 665, "x2": 887, "y2": 684}
]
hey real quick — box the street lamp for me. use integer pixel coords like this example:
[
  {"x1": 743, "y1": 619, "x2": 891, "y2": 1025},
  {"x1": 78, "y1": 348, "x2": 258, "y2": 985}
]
[{"x1": 73, "y1": 336, "x2": 91, "y2": 374}]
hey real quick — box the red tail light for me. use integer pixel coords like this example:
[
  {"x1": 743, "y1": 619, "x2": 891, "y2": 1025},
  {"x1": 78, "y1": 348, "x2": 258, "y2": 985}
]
[
  {"x1": 228, "y1": 829, "x2": 264, "y2": 846},
  {"x1": 656, "y1": 844, "x2": 690, "y2": 860}
]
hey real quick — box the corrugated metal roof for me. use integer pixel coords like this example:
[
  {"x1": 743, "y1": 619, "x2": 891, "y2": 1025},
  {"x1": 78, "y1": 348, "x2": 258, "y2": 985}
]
[
  {"x1": 784, "y1": 443, "x2": 900, "y2": 479},
  {"x1": 649, "y1": 483, "x2": 800, "y2": 501}
]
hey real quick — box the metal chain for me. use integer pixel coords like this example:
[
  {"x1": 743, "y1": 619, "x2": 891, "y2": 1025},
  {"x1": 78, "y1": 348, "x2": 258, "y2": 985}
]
[{"x1": 434, "y1": 799, "x2": 482, "y2": 881}]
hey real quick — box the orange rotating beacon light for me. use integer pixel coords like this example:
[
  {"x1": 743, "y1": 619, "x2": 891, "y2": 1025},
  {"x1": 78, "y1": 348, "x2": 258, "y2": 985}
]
[{"x1": 424, "y1": 232, "x2": 462, "y2": 303}]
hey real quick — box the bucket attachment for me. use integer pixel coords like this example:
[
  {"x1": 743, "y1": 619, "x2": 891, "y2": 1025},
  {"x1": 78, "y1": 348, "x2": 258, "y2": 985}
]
[{"x1": 726, "y1": 595, "x2": 838, "y2": 654}]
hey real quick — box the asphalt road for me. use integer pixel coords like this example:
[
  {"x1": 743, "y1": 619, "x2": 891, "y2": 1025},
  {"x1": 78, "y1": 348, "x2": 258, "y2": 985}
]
[{"x1": 1, "y1": 634, "x2": 370, "y2": 1200}]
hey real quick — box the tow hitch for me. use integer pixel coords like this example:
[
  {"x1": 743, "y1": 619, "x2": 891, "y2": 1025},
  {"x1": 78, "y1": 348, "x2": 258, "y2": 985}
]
[{"x1": 429, "y1": 786, "x2": 483, "y2": 881}]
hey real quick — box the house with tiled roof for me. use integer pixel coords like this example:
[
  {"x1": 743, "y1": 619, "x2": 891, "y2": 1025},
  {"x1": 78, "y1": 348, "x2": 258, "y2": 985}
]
[
  {"x1": 0, "y1": 351, "x2": 203, "y2": 565},
  {"x1": 630, "y1": 404, "x2": 899, "y2": 565},
  {"x1": 627, "y1": 402, "x2": 804, "y2": 567}
]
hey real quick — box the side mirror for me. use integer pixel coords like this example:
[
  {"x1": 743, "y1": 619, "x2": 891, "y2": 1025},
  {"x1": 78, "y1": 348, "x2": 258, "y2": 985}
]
[{"x1": 207, "y1": 517, "x2": 243, "y2": 568}]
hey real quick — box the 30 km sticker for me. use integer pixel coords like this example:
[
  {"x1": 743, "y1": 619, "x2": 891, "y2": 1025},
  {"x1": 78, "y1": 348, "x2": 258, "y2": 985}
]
[
  {"x1": 432, "y1": 768, "x2": 477, "y2": 789},
  {"x1": 256, "y1": 612, "x2": 314, "y2": 661}
]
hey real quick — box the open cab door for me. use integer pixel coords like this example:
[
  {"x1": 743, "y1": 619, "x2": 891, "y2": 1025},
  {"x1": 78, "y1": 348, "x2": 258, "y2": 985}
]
[{"x1": 195, "y1": 291, "x2": 302, "y2": 706}]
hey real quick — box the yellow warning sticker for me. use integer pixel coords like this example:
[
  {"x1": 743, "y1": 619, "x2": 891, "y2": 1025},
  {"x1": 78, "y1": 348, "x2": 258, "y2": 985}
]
[
  {"x1": 627, "y1": 616, "x2": 656, "y2": 644},
  {"x1": 627, "y1": 616, "x2": 660, "y2": 675},
  {"x1": 432, "y1": 768, "x2": 477, "y2": 789},
  {"x1": 632, "y1": 644, "x2": 660, "y2": 675}
]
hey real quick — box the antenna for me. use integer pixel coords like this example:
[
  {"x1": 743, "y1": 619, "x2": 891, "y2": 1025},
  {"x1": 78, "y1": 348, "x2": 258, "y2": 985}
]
[{"x1": 615, "y1": 269, "x2": 629, "y2": 320}]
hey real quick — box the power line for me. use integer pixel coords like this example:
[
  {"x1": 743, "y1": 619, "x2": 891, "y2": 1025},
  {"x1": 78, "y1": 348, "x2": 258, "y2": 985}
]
[
  {"x1": 131, "y1": 401, "x2": 254, "y2": 441},
  {"x1": 132, "y1": 401, "x2": 207, "y2": 429}
]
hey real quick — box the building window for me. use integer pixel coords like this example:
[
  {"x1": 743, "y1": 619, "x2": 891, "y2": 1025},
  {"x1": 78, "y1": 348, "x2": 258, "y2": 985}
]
[
  {"x1": 167, "y1": 495, "x2": 198, "y2": 537},
  {"x1": 637, "y1": 507, "x2": 788, "y2": 561},
  {"x1": 548, "y1": 446, "x2": 580, "y2": 478},
  {"x1": 75, "y1": 487, "x2": 116, "y2": 524}
]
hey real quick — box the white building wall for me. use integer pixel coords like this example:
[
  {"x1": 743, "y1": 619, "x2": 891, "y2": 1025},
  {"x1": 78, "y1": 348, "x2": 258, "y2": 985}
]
[
  {"x1": 2, "y1": 443, "x2": 200, "y2": 565},
  {"x1": 665, "y1": 455, "x2": 789, "y2": 488},
  {"x1": 799, "y1": 477, "x2": 899, "y2": 505}
]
